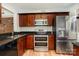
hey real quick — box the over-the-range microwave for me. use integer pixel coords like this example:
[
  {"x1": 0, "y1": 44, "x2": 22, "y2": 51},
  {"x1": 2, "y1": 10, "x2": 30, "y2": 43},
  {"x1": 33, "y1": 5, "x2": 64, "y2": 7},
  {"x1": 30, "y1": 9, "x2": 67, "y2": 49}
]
[{"x1": 34, "y1": 19, "x2": 48, "y2": 26}]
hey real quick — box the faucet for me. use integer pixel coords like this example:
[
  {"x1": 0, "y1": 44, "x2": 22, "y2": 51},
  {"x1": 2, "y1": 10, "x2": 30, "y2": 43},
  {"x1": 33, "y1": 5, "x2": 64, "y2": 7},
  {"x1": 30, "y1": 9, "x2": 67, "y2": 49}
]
[
  {"x1": 12, "y1": 31, "x2": 14, "y2": 36},
  {"x1": 11, "y1": 31, "x2": 14, "y2": 38}
]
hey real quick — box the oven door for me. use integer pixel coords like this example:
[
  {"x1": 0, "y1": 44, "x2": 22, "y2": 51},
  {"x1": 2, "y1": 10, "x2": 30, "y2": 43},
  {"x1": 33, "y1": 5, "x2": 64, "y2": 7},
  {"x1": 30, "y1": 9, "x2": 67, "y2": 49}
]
[
  {"x1": 35, "y1": 37, "x2": 47, "y2": 41},
  {"x1": 34, "y1": 42, "x2": 48, "y2": 51},
  {"x1": 34, "y1": 35, "x2": 48, "y2": 41},
  {"x1": 35, "y1": 42, "x2": 47, "y2": 46}
]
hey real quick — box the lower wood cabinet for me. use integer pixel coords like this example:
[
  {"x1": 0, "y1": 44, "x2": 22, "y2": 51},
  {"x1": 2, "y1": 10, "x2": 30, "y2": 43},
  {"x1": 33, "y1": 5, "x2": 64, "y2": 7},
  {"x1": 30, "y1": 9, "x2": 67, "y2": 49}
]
[
  {"x1": 17, "y1": 36, "x2": 26, "y2": 56},
  {"x1": 48, "y1": 35, "x2": 54, "y2": 50},
  {"x1": 73, "y1": 45, "x2": 79, "y2": 56},
  {"x1": 25, "y1": 35, "x2": 54, "y2": 50},
  {"x1": 26, "y1": 35, "x2": 34, "y2": 49}
]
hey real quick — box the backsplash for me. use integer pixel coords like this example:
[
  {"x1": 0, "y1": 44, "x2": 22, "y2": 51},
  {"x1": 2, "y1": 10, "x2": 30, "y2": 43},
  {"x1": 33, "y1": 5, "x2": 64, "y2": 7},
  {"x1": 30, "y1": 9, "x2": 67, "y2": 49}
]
[
  {"x1": 19, "y1": 26, "x2": 52, "y2": 32},
  {"x1": 0, "y1": 17, "x2": 13, "y2": 34}
]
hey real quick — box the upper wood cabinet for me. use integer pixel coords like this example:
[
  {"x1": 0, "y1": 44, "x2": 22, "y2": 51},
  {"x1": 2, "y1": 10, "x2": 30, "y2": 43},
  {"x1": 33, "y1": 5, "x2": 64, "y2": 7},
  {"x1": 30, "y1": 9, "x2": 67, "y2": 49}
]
[
  {"x1": 47, "y1": 14, "x2": 55, "y2": 26},
  {"x1": 19, "y1": 14, "x2": 28, "y2": 27},
  {"x1": 0, "y1": 3, "x2": 1, "y2": 23},
  {"x1": 19, "y1": 14, "x2": 55, "y2": 27},
  {"x1": 27, "y1": 14, "x2": 35, "y2": 26},
  {"x1": 35, "y1": 14, "x2": 47, "y2": 19},
  {"x1": 35, "y1": 14, "x2": 41, "y2": 19},
  {"x1": 19, "y1": 14, "x2": 35, "y2": 27},
  {"x1": 35, "y1": 14, "x2": 55, "y2": 26},
  {"x1": 19, "y1": 12, "x2": 68, "y2": 27}
]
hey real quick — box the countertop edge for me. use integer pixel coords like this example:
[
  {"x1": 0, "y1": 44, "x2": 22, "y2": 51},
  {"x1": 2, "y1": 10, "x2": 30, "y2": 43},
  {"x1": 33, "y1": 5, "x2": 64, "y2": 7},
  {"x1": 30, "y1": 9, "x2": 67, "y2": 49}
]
[{"x1": 0, "y1": 34, "x2": 27, "y2": 46}]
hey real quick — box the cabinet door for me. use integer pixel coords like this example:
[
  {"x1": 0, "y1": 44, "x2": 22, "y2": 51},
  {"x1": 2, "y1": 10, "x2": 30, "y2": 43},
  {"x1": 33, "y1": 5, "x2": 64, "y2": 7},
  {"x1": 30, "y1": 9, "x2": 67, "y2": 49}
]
[
  {"x1": 17, "y1": 37, "x2": 25, "y2": 56},
  {"x1": 26, "y1": 35, "x2": 34, "y2": 49},
  {"x1": 28, "y1": 15, "x2": 35, "y2": 26},
  {"x1": 75, "y1": 46, "x2": 79, "y2": 56},
  {"x1": 35, "y1": 14, "x2": 41, "y2": 19},
  {"x1": 48, "y1": 35, "x2": 54, "y2": 50},
  {"x1": 73, "y1": 45, "x2": 79, "y2": 56},
  {"x1": 73, "y1": 45, "x2": 77, "y2": 56},
  {"x1": 0, "y1": 3, "x2": 1, "y2": 23},
  {"x1": 41, "y1": 14, "x2": 47, "y2": 19},
  {"x1": 47, "y1": 14, "x2": 55, "y2": 26},
  {"x1": 19, "y1": 14, "x2": 28, "y2": 27},
  {"x1": 35, "y1": 14, "x2": 47, "y2": 19},
  {"x1": 23, "y1": 36, "x2": 26, "y2": 53}
]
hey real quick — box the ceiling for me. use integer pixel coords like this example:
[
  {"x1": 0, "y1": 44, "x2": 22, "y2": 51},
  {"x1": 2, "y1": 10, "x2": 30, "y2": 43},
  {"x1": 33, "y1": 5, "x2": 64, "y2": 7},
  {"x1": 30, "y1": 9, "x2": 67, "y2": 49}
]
[
  {"x1": 7, "y1": 3, "x2": 74, "y2": 9},
  {"x1": 2, "y1": 3, "x2": 75, "y2": 13}
]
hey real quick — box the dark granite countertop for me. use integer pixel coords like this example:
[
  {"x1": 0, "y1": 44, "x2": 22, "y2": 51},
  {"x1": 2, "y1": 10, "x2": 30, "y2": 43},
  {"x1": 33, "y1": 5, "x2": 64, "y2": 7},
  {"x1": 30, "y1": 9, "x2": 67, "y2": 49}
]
[
  {"x1": 0, "y1": 31, "x2": 53, "y2": 46},
  {"x1": 72, "y1": 42, "x2": 79, "y2": 47},
  {"x1": 0, "y1": 34, "x2": 26, "y2": 46},
  {"x1": 18, "y1": 31, "x2": 53, "y2": 35}
]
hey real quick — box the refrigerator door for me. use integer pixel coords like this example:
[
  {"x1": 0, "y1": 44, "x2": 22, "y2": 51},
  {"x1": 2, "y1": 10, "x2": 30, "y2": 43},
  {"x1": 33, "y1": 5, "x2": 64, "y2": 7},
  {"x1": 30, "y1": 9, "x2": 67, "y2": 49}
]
[{"x1": 56, "y1": 16, "x2": 71, "y2": 54}]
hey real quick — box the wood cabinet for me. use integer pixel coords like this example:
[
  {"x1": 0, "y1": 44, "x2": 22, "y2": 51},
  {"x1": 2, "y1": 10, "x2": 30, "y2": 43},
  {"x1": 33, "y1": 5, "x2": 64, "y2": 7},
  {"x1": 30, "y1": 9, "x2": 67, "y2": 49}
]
[
  {"x1": 27, "y1": 14, "x2": 35, "y2": 26},
  {"x1": 0, "y1": 3, "x2": 1, "y2": 23},
  {"x1": 73, "y1": 45, "x2": 79, "y2": 56},
  {"x1": 19, "y1": 12, "x2": 68, "y2": 27},
  {"x1": 19, "y1": 14, "x2": 35, "y2": 27},
  {"x1": 17, "y1": 36, "x2": 26, "y2": 56},
  {"x1": 19, "y1": 14, "x2": 28, "y2": 27},
  {"x1": 47, "y1": 14, "x2": 55, "y2": 26},
  {"x1": 19, "y1": 14, "x2": 54, "y2": 27},
  {"x1": 48, "y1": 34, "x2": 54, "y2": 50},
  {"x1": 35, "y1": 14, "x2": 41, "y2": 19},
  {"x1": 35, "y1": 14, "x2": 47, "y2": 19},
  {"x1": 26, "y1": 35, "x2": 34, "y2": 49},
  {"x1": 35, "y1": 14, "x2": 55, "y2": 26}
]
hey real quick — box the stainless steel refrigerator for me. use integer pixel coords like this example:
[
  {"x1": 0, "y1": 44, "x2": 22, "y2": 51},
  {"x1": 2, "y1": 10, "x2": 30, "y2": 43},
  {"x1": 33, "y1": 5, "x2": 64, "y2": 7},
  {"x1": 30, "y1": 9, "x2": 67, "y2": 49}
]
[{"x1": 56, "y1": 16, "x2": 74, "y2": 54}]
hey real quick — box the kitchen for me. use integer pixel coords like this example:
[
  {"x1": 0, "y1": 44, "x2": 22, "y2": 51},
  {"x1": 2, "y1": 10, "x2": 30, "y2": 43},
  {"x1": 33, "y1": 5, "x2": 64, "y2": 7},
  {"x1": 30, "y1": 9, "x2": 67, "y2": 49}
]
[{"x1": 0, "y1": 3, "x2": 79, "y2": 56}]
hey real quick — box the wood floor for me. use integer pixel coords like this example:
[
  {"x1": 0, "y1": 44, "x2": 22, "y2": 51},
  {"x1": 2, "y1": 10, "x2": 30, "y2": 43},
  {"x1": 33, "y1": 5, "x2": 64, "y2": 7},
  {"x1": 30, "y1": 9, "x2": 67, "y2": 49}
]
[{"x1": 23, "y1": 50, "x2": 72, "y2": 56}]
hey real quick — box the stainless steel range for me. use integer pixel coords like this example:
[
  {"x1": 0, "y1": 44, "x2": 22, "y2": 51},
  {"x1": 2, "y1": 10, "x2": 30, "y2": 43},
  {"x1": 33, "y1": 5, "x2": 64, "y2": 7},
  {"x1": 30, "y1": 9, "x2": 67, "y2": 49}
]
[
  {"x1": 33, "y1": 26, "x2": 52, "y2": 51},
  {"x1": 34, "y1": 35, "x2": 48, "y2": 51}
]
